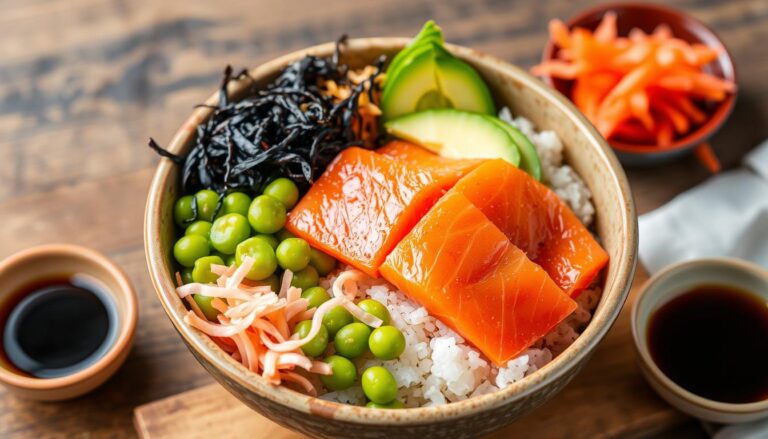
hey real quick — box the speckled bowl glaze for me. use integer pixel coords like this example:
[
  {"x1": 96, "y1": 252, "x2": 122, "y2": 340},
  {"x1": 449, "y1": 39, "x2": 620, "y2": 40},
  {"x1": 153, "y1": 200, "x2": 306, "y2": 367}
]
[{"x1": 145, "y1": 39, "x2": 637, "y2": 439}]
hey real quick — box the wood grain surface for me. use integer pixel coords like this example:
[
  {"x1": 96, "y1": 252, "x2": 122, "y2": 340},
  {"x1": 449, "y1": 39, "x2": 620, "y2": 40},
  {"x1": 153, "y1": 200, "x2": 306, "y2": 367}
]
[{"x1": 1, "y1": 0, "x2": 766, "y2": 437}]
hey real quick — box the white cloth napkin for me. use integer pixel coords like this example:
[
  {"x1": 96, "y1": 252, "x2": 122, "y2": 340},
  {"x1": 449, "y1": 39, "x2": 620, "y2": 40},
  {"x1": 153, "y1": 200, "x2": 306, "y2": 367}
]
[
  {"x1": 638, "y1": 140, "x2": 768, "y2": 438},
  {"x1": 639, "y1": 139, "x2": 768, "y2": 274}
]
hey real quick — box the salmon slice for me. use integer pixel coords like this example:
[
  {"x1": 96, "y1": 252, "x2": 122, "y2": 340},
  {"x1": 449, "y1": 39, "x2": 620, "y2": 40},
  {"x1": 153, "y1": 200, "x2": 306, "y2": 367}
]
[
  {"x1": 380, "y1": 192, "x2": 576, "y2": 365},
  {"x1": 377, "y1": 140, "x2": 484, "y2": 184},
  {"x1": 286, "y1": 147, "x2": 461, "y2": 277},
  {"x1": 449, "y1": 159, "x2": 609, "y2": 296}
]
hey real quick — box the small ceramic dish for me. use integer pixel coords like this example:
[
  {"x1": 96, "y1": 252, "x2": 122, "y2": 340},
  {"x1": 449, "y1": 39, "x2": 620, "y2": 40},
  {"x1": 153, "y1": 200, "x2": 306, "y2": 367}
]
[
  {"x1": 541, "y1": 3, "x2": 737, "y2": 167},
  {"x1": 0, "y1": 244, "x2": 138, "y2": 401},
  {"x1": 632, "y1": 258, "x2": 768, "y2": 423}
]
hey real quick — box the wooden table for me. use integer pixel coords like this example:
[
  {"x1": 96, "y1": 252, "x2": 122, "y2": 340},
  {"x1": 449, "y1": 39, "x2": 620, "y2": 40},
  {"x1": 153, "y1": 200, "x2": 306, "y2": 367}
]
[{"x1": 1, "y1": 0, "x2": 766, "y2": 437}]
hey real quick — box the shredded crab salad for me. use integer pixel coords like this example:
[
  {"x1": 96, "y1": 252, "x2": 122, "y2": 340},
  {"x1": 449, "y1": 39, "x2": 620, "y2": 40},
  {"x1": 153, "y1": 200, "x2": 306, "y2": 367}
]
[{"x1": 176, "y1": 258, "x2": 380, "y2": 396}]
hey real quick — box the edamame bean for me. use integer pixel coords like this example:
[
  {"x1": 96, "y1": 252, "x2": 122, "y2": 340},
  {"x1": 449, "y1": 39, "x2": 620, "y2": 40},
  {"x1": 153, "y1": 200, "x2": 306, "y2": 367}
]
[
  {"x1": 192, "y1": 255, "x2": 225, "y2": 284},
  {"x1": 195, "y1": 189, "x2": 220, "y2": 222},
  {"x1": 309, "y1": 248, "x2": 336, "y2": 276},
  {"x1": 293, "y1": 320, "x2": 329, "y2": 357},
  {"x1": 368, "y1": 326, "x2": 405, "y2": 360},
  {"x1": 185, "y1": 220, "x2": 213, "y2": 240},
  {"x1": 355, "y1": 299, "x2": 391, "y2": 326},
  {"x1": 263, "y1": 178, "x2": 299, "y2": 209},
  {"x1": 276, "y1": 238, "x2": 311, "y2": 272},
  {"x1": 320, "y1": 355, "x2": 356, "y2": 390},
  {"x1": 322, "y1": 306, "x2": 353, "y2": 338},
  {"x1": 301, "y1": 286, "x2": 331, "y2": 309},
  {"x1": 253, "y1": 234, "x2": 279, "y2": 250},
  {"x1": 334, "y1": 323, "x2": 371, "y2": 359},
  {"x1": 291, "y1": 265, "x2": 319, "y2": 290},
  {"x1": 193, "y1": 294, "x2": 220, "y2": 321},
  {"x1": 210, "y1": 213, "x2": 250, "y2": 254},
  {"x1": 361, "y1": 366, "x2": 398, "y2": 404},
  {"x1": 222, "y1": 192, "x2": 251, "y2": 216},
  {"x1": 174, "y1": 195, "x2": 195, "y2": 227},
  {"x1": 173, "y1": 235, "x2": 210, "y2": 267},
  {"x1": 248, "y1": 195, "x2": 286, "y2": 234},
  {"x1": 235, "y1": 237, "x2": 277, "y2": 280}
]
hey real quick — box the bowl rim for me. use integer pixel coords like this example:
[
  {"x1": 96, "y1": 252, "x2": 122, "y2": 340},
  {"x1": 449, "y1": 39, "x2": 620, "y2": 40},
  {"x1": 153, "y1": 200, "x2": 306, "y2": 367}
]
[
  {"x1": 631, "y1": 257, "x2": 768, "y2": 414},
  {"x1": 145, "y1": 37, "x2": 637, "y2": 424},
  {"x1": 540, "y1": 2, "x2": 737, "y2": 155},
  {"x1": 0, "y1": 243, "x2": 138, "y2": 391}
]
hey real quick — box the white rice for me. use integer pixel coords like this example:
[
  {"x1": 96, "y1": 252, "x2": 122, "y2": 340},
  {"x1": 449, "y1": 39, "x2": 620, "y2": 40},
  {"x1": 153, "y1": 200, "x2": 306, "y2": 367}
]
[{"x1": 320, "y1": 111, "x2": 602, "y2": 407}]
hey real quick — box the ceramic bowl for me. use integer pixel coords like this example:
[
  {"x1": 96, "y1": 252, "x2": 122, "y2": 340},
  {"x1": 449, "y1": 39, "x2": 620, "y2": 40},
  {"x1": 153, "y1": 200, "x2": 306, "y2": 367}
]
[
  {"x1": 541, "y1": 3, "x2": 737, "y2": 167},
  {"x1": 0, "y1": 244, "x2": 137, "y2": 401},
  {"x1": 632, "y1": 258, "x2": 768, "y2": 423},
  {"x1": 145, "y1": 38, "x2": 638, "y2": 438}
]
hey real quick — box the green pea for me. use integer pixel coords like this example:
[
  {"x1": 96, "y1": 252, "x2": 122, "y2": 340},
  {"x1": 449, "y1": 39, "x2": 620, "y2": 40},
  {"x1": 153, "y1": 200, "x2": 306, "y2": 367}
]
[
  {"x1": 301, "y1": 286, "x2": 331, "y2": 309},
  {"x1": 291, "y1": 265, "x2": 319, "y2": 290},
  {"x1": 252, "y1": 234, "x2": 279, "y2": 250},
  {"x1": 192, "y1": 255, "x2": 225, "y2": 284},
  {"x1": 173, "y1": 235, "x2": 210, "y2": 267},
  {"x1": 355, "y1": 299, "x2": 391, "y2": 326},
  {"x1": 276, "y1": 238, "x2": 311, "y2": 272},
  {"x1": 210, "y1": 213, "x2": 251, "y2": 255},
  {"x1": 253, "y1": 274, "x2": 280, "y2": 292},
  {"x1": 222, "y1": 192, "x2": 251, "y2": 216},
  {"x1": 368, "y1": 326, "x2": 406, "y2": 360},
  {"x1": 263, "y1": 178, "x2": 300, "y2": 209},
  {"x1": 309, "y1": 249, "x2": 336, "y2": 276},
  {"x1": 322, "y1": 306, "x2": 353, "y2": 338},
  {"x1": 174, "y1": 195, "x2": 195, "y2": 227},
  {"x1": 195, "y1": 189, "x2": 220, "y2": 222},
  {"x1": 361, "y1": 366, "x2": 398, "y2": 404},
  {"x1": 248, "y1": 195, "x2": 286, "y2": 234},
  {"x1": 366, "y1": 400, "x2": 404, "y2": 409},
  {"x1": 211, "y1": 251, "x2": 227, "y2": 260},
  {"x1": 224, "y1": 254, "x2": 237, "y2": 267},
  {"x1": 334, "y1": 323, "x2": 371, "y2": 359},
  {"x1": 320, "y1": 355, "x2": 356, "y2": 391},
  {"x1": 180, "y1": 267, "x2": 194, "y2": 284},
  {"x1": 235, "y1": 237, "x2": 277, "y2": 280},
  {"x1": 193, "y1": 294, "x2": 219, "y2": 321},
  {"x1": 185, "y1": 220, "x2": 213, "y2": 240},
  {"x1": 293, "y1": 320, "x2": 329, "y2": 357},
  {"x1": 275, "y1": 228, "x2": 295, "y2": 241}
]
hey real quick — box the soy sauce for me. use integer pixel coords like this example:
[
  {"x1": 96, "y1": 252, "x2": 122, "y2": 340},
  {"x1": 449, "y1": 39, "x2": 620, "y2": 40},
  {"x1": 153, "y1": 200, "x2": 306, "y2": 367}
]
[
  {"x1": 648, "y1": 284, "x2": 768, "y2": 404},
  {"x1": 0, "y1": 275, "x2": 117, "y2": 378}
]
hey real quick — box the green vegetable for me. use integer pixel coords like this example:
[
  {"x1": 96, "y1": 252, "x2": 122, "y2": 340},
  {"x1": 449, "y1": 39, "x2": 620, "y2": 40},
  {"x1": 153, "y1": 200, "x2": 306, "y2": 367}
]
[
  {"x1": 361, "y1": 366, "x2": 398, "y2": 404},
  {"x1": 224, "y1": 254, "x2": 237, "y2": 267},
  {"x1": 291, "y1": 265, "x2": 319, "y2": 290},
  {"x1": 355, "y1": 299, "x2": 391, "y2": 326},
  {"x1": 193, "y1": 294, "x2": 219, "y2": 321},
  {"x1": 368, "y1": 326, "x2": 406, "y2": 360},
  {"x1": 301, "y1": 286, "x2": 331, "y2": 309},
  {"x1": 253, "y1": 273, "x2": 280, "y2": 292},
  {"x1": 275, "y1": 228, "x2": 296, "y2": 241},
  {"x1": 195, "y1": 189, "x2": 220, "y2": 222},
  {"x1": 263, "y1": 178, "x2": 300, "y2": 210},
  {"x1": 309, "y1": 249, "x2": 336, "y2": 276},
  {"x1": 320, "y1": 355, "x2": 357, "y2": 391},
  {"x1": 181, "y1": 267, "x2": 194, "y2": 284},
  {"x1": 174, "y1": 195, "x2": 195, "y2": 227},
  {"x1": 382, "y1": 22, "x2": 494, "y2": 120},
  {"x1": 252, "y1": 234, "x2": 279, "y2": 250},
  {"x1": 334, "y1": 322, "x2": 371, "y2": 359},
  {"x1": 235, "y1": 237, "x2": 278, "y2": 280},
  {"x1": 185, "y1": 220, "x2": 213, "y2": 240},
  {"x1": 490, "y1": 118, "x2": 542, "y2": 181},
  {"x1": 192, "y1": 255, "x2": 225, "y2": 284},
  {"x1": 210, "y1": 213, "x2": 251, "y2": 255},
  {"x1": 276, "y1": 238, "x2": 311, "y2": 272},
  {"x1": 366, "y1": 399, "x2": 404, "y2": 409},
  {"x1": 248, "y1": 195, "x2": 286, "y2": 234},
  {"x1": 293, "y1": 320, "x2": 329, "y2": 357},
  {"x1": 385, "y1": 109, "x2": 520, "y2": 167},
  {"x1": 222, "y1": 192, "x2": 252, "y2": 216},
  {"x1": 173, "y1": 235, "x2": 210, "y2": 267},
  {"x1": 322, "y1": 306, "x2": 353, "y2": 338}
]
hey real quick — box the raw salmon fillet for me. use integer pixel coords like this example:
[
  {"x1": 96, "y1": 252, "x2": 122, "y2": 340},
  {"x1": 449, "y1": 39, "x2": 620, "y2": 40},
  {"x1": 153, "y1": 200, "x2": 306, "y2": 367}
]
[
  {"x1": 450, "y1": 159, "x2": 609, "y2": 296},
  {"x1": 286, "y1": 147, "x2": 465, "y2": 277},
  {"x1": 380, "y1": 192, "x2": 577, "y2": 365},
  {"x1": 377, "y1": 140, "x2": 483, "y2": 184}
]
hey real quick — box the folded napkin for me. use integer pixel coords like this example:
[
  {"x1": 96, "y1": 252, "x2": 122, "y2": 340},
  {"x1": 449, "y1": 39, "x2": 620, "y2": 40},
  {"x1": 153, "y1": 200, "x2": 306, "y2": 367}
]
[
  {"x1": 639, "y1": 139, "x2": 768, "y2": 274},
  {"x1": 639, "y1": 140, "x2": 768, "y2": 438}
]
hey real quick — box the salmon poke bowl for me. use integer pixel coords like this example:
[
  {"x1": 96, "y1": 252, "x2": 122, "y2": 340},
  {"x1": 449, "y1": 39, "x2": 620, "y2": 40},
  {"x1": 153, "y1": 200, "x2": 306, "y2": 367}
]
[{"x1": 145, "y1": 23, "x2": 637, "y2": 439}]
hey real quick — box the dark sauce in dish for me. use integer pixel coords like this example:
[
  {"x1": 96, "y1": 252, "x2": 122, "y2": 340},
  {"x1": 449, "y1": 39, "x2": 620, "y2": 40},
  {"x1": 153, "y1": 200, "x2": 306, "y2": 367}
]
[
  {"x1": 648, "y1": 284, "x2": 768, "y2": 404},
  {"x1": 0, "y1": 275, "x2": 117, "y2": 378}
]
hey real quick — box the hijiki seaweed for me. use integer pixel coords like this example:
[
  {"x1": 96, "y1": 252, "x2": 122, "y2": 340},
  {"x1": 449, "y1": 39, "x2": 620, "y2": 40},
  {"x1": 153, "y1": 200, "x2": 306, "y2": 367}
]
[{"x1": 149, "y1": 37, "x2": 385, "y2": 195}]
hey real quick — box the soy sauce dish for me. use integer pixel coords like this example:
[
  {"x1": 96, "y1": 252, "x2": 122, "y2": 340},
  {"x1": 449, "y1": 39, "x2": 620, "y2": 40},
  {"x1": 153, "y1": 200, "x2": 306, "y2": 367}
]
[
  {"x1": 632, "y1": 258, "x2": 768, "y2": 423},
  {"x1": 0, "y1": 244, "x2": 137, "y2": 401}
]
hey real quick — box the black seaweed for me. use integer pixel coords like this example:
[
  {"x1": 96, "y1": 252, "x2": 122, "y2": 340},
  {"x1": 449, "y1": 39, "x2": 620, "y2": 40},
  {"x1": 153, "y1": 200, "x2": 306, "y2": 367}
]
[{"x1": 149, "y1": 38, "x2": 385, "y2": 195}]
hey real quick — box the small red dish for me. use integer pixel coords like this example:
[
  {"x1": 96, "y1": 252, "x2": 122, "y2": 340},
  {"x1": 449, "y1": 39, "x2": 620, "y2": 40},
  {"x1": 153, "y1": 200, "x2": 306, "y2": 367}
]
[{"x1": 540, "y1": 3, "x2": 737, "y2": 167}]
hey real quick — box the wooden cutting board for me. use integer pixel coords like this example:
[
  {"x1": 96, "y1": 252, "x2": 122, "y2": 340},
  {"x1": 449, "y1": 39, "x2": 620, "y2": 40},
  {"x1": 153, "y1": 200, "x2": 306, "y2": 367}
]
[{"x1": 133, "y1": 267, "x2": 692, "y2": 439}]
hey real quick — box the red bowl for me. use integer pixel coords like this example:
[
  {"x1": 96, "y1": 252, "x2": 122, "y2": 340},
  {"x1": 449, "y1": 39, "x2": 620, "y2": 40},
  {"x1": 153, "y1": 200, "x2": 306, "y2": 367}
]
[{"x1": 540, "y1": 3, "x2": 737, "y2": 166}]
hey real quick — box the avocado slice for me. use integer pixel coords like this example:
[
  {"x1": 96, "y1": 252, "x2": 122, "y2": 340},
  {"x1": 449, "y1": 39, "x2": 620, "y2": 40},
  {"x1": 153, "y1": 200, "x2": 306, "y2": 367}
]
[
  {"x1": 385, "y1": 109, "x2": 521, "y2": 166},
  {"x1": 382, "y1": 44, "x2": 495, "y2": 120},
  {"x1": 387, "y1": 21, "x2": 443, "y2": 78},
  {"x1": 489, "y1": 119, "x2": 542, "y2": 180}
]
